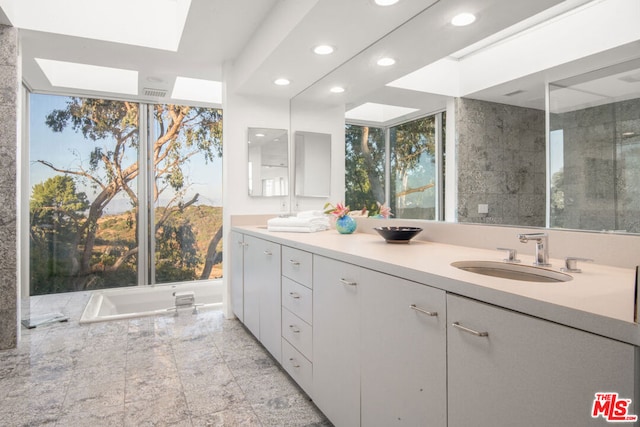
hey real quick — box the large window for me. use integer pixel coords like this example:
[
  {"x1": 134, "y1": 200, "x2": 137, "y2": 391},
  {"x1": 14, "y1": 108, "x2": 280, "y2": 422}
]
[
  {"x1": 345, "y1": 112, "x2": 445, "y2": 219},
  {"x1": 29, "y1": 94, "x2": 223, "y2": 295},
  {"x1": 345, "y1": 124, "x2": 386, "y2": 212}
]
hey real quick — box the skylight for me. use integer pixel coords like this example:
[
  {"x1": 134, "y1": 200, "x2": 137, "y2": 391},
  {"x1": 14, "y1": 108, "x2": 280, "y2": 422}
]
[
  {"x1": 171, "y1": 77, "x2": 222, "y2": 104},
  {"x1": 345, "y1": 102, "x2": 418, "y2": 123},
  {"x1": 0, "y1": 0, "x2": 191, "y2": 51},
  {"x1": 35, "y1": 58, "x2": 138, "y2": 95}
]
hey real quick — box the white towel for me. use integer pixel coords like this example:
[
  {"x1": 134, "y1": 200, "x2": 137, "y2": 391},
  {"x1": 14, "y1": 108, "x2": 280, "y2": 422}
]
[
  {"x1": 267, "y1": 215, "x2": 330, "y2": 232},
  {"x1": 296, "y1": 210, "x2": 324, "y2": 218},
  {"x1": 267, "y1": 226, "x2": 318, "y2": 233}
]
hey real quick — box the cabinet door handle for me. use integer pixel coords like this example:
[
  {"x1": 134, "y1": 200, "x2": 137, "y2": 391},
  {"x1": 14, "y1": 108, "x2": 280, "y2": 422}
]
[
  {"x1": 289, "y1": 357, "x2": 300, "y2": 368},
  {"x1": 289, "y1": 325, "x2": 300, "y2": 333},
  {"x1": 409, "y1": 304, "x2": 437, "y2": 317},
  {"x1": 452, "y1": 322, "x2": 489, "y2": 337},
  {"x1": 289, "y1": 291, "x2": 301, "y2": 299},
  {"x1": 339, "y1": 278, "x2": 357, "y2": 286},
  {"x1": 264, "y1": 250, "x2": 272, "y2": 256},
  {"x1": 237, "y1": 241, "x2": 247, "y2": 247},
  {"x1": 289, "y1": 259, "x2": 300, "y2": 266}
]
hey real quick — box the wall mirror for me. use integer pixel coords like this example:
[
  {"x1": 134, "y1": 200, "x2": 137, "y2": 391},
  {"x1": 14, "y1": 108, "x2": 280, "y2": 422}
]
[
  {"x1": 288, "y1": 0, "x2": 640, "y2": 234},
  {"x1": 247, "y1": 127, "x2": 289, "y2": 197},
  {"x1": 295, "y1": 131, "x2": 331, "y2": 197},
  {"x1": 548, "y1": 59, "x2": 640, "y2": 234}
]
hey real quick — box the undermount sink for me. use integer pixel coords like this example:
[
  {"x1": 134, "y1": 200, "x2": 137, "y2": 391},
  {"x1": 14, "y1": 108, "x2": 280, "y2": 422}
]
[{"x1": 451, "y1": 260, "x2": 572, "y2": 283}]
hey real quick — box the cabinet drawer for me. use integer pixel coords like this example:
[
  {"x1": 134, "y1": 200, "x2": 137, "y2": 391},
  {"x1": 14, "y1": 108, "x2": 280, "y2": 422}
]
[
  {"x1": 282, "y1": 246, "x2": 312, "y2": 288},
  {"x1": 282, "y1": 339, "x2": 313, "y2": 397},
  {"x1": 282, "y1": 307, "x2": 312, "y2": 360},
  {"x1": 282, "y1": 277, "x2": 313, "y2": 324}
]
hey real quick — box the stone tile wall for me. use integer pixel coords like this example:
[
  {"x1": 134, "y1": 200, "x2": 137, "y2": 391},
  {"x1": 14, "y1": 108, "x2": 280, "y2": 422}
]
[
  {"x1": 550, "y1": 98, "x2": 640, "y2": 233},
  {"x1": 455, "y1": 98, "x2": 546, "y2": 226},
  {"x1": 0, "y1": 24, "x2": 18, "y2": 349}
]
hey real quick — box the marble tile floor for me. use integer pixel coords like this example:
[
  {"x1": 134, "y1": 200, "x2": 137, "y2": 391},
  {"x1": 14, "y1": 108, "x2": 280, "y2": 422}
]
[{"x1": 0, "y1": 291, "x2": 332, "y2": 427}]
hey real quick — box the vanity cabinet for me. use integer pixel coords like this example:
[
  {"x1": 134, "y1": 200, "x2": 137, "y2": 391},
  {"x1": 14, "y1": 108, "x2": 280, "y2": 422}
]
[
  {"x1": 280, "y1": 246, "x2": 314, "y2": 396},
  {"x1": 360, "y1": 269, "x2": 447, "y2": 427},
  {"x1": 238, "y1": 234, "x2": 282, "y2": 362},
  {"x1": 447, "y1": 294, "x2": 637, "y2": 427},
  {"x1": 229, "y1": 231, "x2": 245, "y2": 322},
  {"x1": 313, "y1": 255, "x2": 362, "y2": 427}
]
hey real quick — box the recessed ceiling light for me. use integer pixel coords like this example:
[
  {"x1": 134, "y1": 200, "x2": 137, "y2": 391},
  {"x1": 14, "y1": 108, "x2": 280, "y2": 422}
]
[
  {"x1": 451, "y1": 12, "x2": 476, "y2": 27},
  {"x1": 255, "y1": 133, "x2": 265, "y2": 137},
  {"x1": 330, "y1": 86, "x2": 345, "y2": 93},
  {"x1": 375, "y1": 0, "x2": 399, "y2": 5},
  {"x1": 377, "y1": 57, "x2": 396, "y2": 67},
  {"x1": 171, "y1": 76, "x2": 221, "y2": 104},
  {"x1": 313, "y1": 45, "x2": 334, "y2": 55},
  {"x1": 274, "y1": 78, "x2": 290, "y2": 86},
  {"x1": 35, "y1": 58, "x2": 138, "y2": 94},
  {"x1": 3, "y1": 0, "x2": 191, "y2": 51}
]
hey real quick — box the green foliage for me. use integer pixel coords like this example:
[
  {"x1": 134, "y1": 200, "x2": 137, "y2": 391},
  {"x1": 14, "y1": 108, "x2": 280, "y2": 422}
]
[
  {"x1": 32, "y1": 96, "x2": 224, "y2": 293},
  {"x1": 30, "y1": 175, "x2": 90, "y2": 295},
  {"x1": 390, "y1": 116, "x2": 438, "y2": 219},
  {"x1": 345, "y1": 124, "x2": 385, "y2": 212},
  {"x1": 550, "y1": 169, "x2": 565, "y2": 228},
  {"x1": 345, "y1": 115, "x2": 442, "y2": 220}
]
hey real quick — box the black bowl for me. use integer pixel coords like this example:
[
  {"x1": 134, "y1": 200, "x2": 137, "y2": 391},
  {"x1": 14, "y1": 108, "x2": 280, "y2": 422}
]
[{"x1": 373, "y1": 226, "x2": 423, "y2": 243}]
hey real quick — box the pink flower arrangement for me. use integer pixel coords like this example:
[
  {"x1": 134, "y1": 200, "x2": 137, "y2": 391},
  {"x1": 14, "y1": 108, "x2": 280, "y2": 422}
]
[
  {"x1": 323, "y1": 202, "x2": 350, "y2": 219},
  {"x1": 376, "y1": 202, "x2": 392, "y2": 219},
  {"x1": 360, "y1": 201, "x2": 393, "y2": 219}
]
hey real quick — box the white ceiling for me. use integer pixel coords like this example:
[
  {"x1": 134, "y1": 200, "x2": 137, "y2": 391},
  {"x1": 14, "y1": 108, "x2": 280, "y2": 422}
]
[
  {"x1": 2, "y1": 0, "x2": 639, "y2": 115},
  {"x1": 0, "y1": 0, "x2": 448, "y2": 105}
]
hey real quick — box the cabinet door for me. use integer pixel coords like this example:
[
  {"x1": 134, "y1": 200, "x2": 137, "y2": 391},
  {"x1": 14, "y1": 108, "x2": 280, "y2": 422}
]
[
  {"x1": 229, "y1": 231, "x2": 244, "y2": 321},
  {"x1": 360, "y1": 270, "x2": 447, "y2": 427},
  {"x1": 447, "y1": 294, "x2": 637, "y2": 427},
  {"x1": 243, "y1": 235, "x2": 282, "y2": 362},
  {"x1": 313, "y1": 255, "x2": 361, "y2": 427}
]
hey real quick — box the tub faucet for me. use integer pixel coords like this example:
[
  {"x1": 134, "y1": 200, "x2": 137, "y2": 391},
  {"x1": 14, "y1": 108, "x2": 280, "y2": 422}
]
[{"x1": 518, "y1": 233, "x2": 551, "y2": 267}]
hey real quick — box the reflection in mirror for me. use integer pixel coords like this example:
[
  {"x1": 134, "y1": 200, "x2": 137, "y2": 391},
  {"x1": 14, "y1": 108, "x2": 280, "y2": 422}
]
[
  {"x1": 549, "y1": 60, "x2": 640, "y2": 233},
  {"x1": 294, "y1": 131, "x2": 331, "y2": 197},
  {"x1": 247, "y1": 128, "x2": 289, "y2": 197},
  {"x1": 345, "y1": 113, "x2": 444, "y2": 220},
  {"x1": 288, "y1": 0, "x2": 640, "y2": 233}
]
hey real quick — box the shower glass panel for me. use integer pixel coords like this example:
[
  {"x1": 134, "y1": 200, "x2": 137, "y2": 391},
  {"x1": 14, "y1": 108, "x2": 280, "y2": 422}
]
[
  {"x1": 549, "y1": 60, "x2": 640, "y2": 233},
  {"x1": 29, "y1": 94, "x2": 140, "y2": 294},
  {"x1": 151, "y1": 104, "x2": 223, "y2": 284}
]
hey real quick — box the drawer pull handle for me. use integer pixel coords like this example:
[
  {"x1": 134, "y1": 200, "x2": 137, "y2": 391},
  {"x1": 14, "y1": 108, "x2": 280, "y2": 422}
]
[
  {"x1": 452, "y1": 322, "x2": 489, "y2": 337},
  {"x1": 264, "y1": 250, "x2": 272, "y2": 256},
  {"x1": 289, "y1": 325, "x2": 300, "y2": 333},
  {"x1": 289, "y1": 358, "x2": 300, "y2": 368},
  {"x1": 409, "y1": 304, "x2": 437, "y2": 317},
  {"x1": 339, "y1": 278, "x2": 357, "y2": 286},
  {"x1": 289, "y1": 292, "x2": 301, "y2": 299},
  {"x1": 289, "y1": 260, "x2": 301, "y2": 266}
]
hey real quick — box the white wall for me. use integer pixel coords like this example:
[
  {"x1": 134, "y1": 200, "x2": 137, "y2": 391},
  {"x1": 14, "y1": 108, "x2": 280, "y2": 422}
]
[{"x1": 221, "y1": 75, "x2": 291, "y2": 316}]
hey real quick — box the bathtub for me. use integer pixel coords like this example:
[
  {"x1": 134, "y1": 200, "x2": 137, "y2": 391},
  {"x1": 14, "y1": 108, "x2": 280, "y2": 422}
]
[{"x1": 79, "y1": 280, "x2": 223, "y2": 324}]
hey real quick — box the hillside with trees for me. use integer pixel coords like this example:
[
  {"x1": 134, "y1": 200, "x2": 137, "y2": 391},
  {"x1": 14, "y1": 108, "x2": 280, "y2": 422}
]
[{"x1": 29, "y1": 96, "x2": 223, "y2": 295}]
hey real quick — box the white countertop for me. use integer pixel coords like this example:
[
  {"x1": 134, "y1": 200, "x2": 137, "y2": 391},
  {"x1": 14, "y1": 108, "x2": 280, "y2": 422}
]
[{"x1": 233, "y1": 225, "x2": 640, "y2": 346}]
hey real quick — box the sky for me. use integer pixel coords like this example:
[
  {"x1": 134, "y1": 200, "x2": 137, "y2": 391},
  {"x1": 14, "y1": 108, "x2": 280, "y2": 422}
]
[{"x1": 29, "y1": 93, "x2": 223, "y2": 214}]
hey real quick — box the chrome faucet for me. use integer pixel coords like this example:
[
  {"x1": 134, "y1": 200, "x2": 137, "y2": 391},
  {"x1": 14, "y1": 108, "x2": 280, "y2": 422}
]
[{"x1": 518, "y1": 233, "x2": 551, "y2": 267}]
